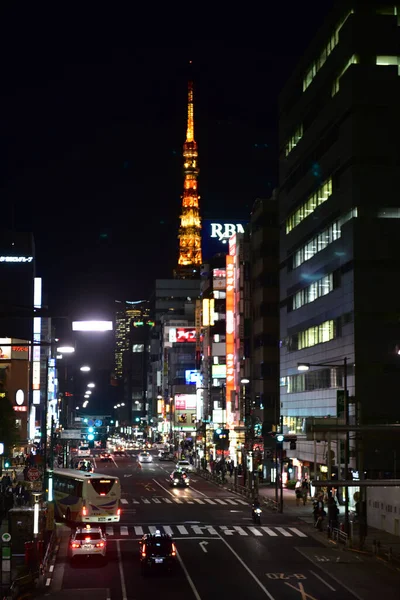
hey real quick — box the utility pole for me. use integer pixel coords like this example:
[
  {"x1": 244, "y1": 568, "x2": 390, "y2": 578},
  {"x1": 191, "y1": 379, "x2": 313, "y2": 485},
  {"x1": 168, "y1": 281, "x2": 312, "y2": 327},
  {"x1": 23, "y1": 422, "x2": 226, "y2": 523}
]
[{"x1": 343, "y1": 357, "x2": 350, "y2": 534}]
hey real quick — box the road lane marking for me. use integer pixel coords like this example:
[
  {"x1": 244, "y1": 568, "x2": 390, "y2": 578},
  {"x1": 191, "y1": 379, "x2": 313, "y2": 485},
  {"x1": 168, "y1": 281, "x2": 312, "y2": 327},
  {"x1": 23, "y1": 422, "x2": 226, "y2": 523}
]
[
  {"x1": 224, "y1": 498, "x2": 238, "y2": 505},
  {"x1": 163, "y1": 525, "x2": 174, "y2": 536},
  {"x1": 199, "y1": 541, "x2": 208, "y2": 553},
  {"x1": 106, "y1": 526, "x2": 113, "y2": 535},
  {"x1": 120, "y1": 526, "x2": 128, "y2": 535},
  {"x1": 248, "y1": 527, "x2": 263, "y2": 536},
  {"x1": 46, "y1": 578, "x2": 51, "y2": 586},
  {"x1": 185, "y1": 499, "x2": 194, "y2": 504},
  {"x1": 177, "y1": 525, "x2": 189, "y2": 535},
  {"x1": 188, "y1": 486, "x2": 208, "y2": 497},
  {"x1": 120, "y1": 498, "x2": 128, "y2": 504},
  {"x1": 111, "y1": 457, "x2": 119, "y2": 468},
  {"x1": 216, "y1": 533, "x2": 276, "y2": 599},
  {"x1": 296, "y1": 548, "x2": 363, "y2": 600},
  {"x1": 142, "y1": 498, "x2": 150, "y2": 504},
  {"x1": 235, "y1": 499, "x2": 249, "y2": 505},
  {"x1": 152, "y1": 478, "x2": 176, "y2": 497},
  {"x1": 214, "y1": 499, "x2": 227, "y2": 505},
  {"x1": 163, "y1": 498, "x2": 173, "y2": 504},
  {"x1": 93, "y1": 457, "x2": 97, "y2": 469},
  {"x1": 131, "y1": 499, "x2": 139, "y2": 504},
  {"x1": 134, "y1": 526, "x2": 143, "y2": 535},
  {"x1": 262, "y1": 527, "x2": 278, "y2": 536},
  {"x1": 49, "y1": 564, "x2": 54, "y2": 572},
  {"x1": 149, "y1": 526, "x2": 158, "y2": 534},
  {"x1": 193, "y1": 498, "x2": 205, "y2": 505},
  {"x1": 284, "y1": 582, "x2": 318, "y2": 599},
  {"x1": 152, "y1": 498, "x2": 161, "y2": 503},
  {"x1": 309, "y1": 570, "x2": 336, "y2": 591},
  {"x1": 204, "y1": 499, "x2": 216, "y2": 505},
  {"x1": 173, "y1": 497, "x2": 184, "y2": 504},
  {"x1": 275, "y1": 527, "x2": 292, "y2": 537},
  {"x1": 176, "y1": 548, "x2": 203, "y2": 600},
  {"x1": 289, "y1": 527, "x2": 307, "y2": 538},
  {"x1": 116, "y1": 540, "x2": 127, "y2": 600},
  {"x1": 233, "y1": 526, "x2": 248, "y2": 535}
]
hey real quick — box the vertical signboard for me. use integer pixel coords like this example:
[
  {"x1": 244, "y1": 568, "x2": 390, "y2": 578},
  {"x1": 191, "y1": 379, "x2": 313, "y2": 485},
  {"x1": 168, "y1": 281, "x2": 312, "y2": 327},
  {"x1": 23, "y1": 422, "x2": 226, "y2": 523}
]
[{"x1": 225, "y1": 254, "x2": 235, "y2": 425}]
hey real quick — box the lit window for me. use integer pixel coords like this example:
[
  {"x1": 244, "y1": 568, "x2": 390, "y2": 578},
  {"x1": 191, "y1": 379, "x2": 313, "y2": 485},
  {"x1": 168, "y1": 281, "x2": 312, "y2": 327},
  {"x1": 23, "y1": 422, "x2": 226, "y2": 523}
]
[
  {"x1": 297, "y1": 320, "x2": 335, "y2": 350},
  {"x1": 303, "y1": 9, "x2": 354, "y2": 91},
  {"x1": 376, "y1": 55, "x2": 400, "y2": 75},
  {"x1": 284, "y1": 124, "x2": 303, "y2": 157},
  {"x1": 332, "y1": 55, "x2": 359, "y2": 96},
  {"x1": 286, "y1": 179, "x2": 333, "y2": 233}
]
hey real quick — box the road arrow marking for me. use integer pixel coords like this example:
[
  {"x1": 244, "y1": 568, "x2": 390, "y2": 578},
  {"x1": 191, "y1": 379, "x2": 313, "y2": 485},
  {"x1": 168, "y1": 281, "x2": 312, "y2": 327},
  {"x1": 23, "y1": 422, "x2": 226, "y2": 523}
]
[{"x1": 199, "y1": 541, "x2": 209, "y2": 553}]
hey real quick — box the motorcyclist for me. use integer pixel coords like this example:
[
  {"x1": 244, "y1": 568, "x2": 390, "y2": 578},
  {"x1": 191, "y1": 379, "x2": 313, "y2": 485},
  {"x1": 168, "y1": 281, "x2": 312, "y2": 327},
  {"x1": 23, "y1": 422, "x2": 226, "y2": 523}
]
[{"x1": 252, "y1": 497, "x2": 261, "y2": 511}]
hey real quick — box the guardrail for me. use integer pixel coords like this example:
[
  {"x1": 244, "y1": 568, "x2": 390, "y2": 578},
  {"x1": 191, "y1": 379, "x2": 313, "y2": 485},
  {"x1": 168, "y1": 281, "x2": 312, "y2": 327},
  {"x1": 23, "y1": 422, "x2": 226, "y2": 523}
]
[
  {"x1": 196, "y1": 469, "x2": 279, "y2": 512},
  {"x1": 331, "y1": 527, "x2": 348, "y2": 545}
]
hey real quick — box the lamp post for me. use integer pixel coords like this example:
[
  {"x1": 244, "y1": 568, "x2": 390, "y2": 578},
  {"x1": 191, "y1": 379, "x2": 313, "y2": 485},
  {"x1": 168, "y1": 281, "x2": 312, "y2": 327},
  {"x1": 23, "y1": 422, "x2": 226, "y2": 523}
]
[{"x1": 297, "y1": 358, "x2": 349, "y2": 534}]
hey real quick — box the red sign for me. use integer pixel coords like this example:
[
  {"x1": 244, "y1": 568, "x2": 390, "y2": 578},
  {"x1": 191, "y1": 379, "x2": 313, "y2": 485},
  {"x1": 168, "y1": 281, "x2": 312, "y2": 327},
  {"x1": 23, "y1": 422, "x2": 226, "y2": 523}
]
[
  {"x1": 176, "y1": 328, "x2": 196, "y2": 343},
  {"x1": 13, "y1": 406, "x2": 27, "y2": 412},
  {"x1": 27, "y1": 467, "x2": 41, "y2": 481}
]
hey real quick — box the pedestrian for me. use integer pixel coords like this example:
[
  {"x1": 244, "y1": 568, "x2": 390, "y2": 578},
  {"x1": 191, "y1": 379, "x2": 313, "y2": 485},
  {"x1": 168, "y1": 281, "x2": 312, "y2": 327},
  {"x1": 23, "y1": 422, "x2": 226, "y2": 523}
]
[
  {"x1": 14, "y1": 482, "x2": 25, "y2": 507},
  {"x1": 295, "y1": 487, "x2": 302, "y2": 506}
]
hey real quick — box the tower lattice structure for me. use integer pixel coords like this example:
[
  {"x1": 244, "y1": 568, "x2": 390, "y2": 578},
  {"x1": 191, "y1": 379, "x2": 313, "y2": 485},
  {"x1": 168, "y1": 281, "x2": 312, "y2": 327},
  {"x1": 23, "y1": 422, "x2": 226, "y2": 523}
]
[{"x1": 176, "y1": 81, "x2": 202, "y2": 278}]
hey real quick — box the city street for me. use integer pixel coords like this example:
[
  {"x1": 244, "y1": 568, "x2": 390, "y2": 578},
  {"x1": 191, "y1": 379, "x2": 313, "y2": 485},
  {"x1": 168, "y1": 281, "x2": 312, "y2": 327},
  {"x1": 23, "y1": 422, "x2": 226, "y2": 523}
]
[{"x1": 47, "y1": 449, "x2": 395, "y2": 600}]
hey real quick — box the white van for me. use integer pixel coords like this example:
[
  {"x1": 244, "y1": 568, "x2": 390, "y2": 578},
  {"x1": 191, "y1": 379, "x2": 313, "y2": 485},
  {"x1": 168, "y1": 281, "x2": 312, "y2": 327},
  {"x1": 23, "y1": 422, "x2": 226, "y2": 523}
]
[{"x1": 77, "y1": 445, "x2": 90, "y2": 457}]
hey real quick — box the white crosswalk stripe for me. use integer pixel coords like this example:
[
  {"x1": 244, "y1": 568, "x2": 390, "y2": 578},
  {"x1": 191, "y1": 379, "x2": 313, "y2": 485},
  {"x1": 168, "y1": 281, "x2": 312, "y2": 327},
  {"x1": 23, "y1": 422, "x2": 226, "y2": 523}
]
[
  {"x1": 123, "y1": 496, "x2": 251, "y2": 506},
  {"x1": 101, "y1": 524, "x2": 308, "y2": 539}
]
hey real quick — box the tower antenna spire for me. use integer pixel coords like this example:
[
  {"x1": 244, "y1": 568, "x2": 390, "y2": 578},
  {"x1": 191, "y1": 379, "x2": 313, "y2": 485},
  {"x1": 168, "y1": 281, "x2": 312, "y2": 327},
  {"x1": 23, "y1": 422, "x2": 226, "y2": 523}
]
[{"x1": 175, "y1": 77, "x2": 202, "y2": 278}]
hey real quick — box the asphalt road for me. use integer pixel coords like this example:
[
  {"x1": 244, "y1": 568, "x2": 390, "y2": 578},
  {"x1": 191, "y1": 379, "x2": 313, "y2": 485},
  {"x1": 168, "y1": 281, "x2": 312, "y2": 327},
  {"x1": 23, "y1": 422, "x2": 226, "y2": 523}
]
[{"x1": 48, "y1": 448, "x2": 396, "y2": 599}]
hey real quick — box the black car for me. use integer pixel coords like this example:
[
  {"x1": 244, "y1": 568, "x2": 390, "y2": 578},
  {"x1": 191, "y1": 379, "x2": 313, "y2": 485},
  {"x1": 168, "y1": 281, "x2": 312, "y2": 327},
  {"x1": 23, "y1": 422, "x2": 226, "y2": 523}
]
[
  {"x1": 139, "y1": 532, "x2": 177, "y2": 574},
  {"x1": 169, "y1": 470, "x2": 190, "y2": 487},
  {"x1": 100, "y1": 452, "x2": 112, "y2": 462}
]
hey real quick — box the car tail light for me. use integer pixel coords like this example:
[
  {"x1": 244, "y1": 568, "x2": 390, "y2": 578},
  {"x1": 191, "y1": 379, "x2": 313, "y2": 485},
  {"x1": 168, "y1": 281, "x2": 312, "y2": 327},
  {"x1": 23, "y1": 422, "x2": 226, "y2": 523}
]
[
  {"x1": 141, "y1": 547, "x2": 146, "y2": 557},
  {"x1": 100, "y1": 493, "x2": 106, "y2": 496},
  {"x1": 85, "y1": 537, "x2": 91, "y2": 542},
  {"x1": 117, "y1": 508, "x2": 121, "y2": 516},
  {"x1": 82, "y1": 506, "x2": 87, "y2": 516},
  {"x1": 96, "y1": 542, "x2": 105, "y2": 548},
  {"x1": 171, "y1": 543, "x2": 176, "y2": 556},
  {"x1": 71, "y1": 542, "x2": 80, "y2": 548}
]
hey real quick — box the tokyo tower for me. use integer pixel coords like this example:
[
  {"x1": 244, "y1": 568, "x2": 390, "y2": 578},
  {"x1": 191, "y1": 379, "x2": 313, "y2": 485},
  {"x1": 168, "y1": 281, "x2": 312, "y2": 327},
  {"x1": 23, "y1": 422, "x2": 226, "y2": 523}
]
[{"x1": 175, "y1": 80, "x2": 202, "y2": 278}]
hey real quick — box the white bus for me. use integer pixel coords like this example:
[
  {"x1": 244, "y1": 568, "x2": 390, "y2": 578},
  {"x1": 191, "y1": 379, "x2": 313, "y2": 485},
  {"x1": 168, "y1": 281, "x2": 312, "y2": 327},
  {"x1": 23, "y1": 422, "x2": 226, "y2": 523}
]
[{"x1": 53, "y1": 469, "x2": 121, "y2": 524}]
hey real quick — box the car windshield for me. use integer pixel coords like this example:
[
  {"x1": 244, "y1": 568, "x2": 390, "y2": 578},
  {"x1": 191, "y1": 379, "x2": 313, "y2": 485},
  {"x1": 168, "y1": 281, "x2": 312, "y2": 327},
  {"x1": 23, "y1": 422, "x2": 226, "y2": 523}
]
[
  {"x1": 75, "y1": 532, "x2": 102, "y2": 540},
  {"x1": 141, "y1": 453, "x2": 149, "y2": 456},
  {"x1": 179, "y1": 461, "x2": 189, "y2": 465}
]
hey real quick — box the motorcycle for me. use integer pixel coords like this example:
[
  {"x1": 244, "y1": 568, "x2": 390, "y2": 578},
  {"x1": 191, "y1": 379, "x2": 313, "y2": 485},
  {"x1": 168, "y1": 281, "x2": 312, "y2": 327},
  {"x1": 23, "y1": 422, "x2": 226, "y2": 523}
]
[{"x1": 252, "y1": 507, "x2": 262, "y2": 525}]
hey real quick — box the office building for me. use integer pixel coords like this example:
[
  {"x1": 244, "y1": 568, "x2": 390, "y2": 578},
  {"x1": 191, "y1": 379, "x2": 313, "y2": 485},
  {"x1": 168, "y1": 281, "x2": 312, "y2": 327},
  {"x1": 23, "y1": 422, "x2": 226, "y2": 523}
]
[{"x1": 279, "y1": 1, "x2": 400, "y2": 481}]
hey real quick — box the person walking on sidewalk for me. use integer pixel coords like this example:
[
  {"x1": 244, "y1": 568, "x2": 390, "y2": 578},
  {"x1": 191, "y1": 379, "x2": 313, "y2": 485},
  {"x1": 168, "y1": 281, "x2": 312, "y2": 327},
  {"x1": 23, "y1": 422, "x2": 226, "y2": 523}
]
[{"x1": 295, "y1": 487, "x2": 302, "y2": 506}]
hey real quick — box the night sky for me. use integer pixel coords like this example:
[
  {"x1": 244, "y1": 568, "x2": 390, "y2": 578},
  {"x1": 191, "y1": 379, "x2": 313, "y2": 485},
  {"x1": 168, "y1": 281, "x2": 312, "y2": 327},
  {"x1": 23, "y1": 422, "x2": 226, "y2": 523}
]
[{"x1": 1, "y1": 2, "x2": 335, "y2": 321}]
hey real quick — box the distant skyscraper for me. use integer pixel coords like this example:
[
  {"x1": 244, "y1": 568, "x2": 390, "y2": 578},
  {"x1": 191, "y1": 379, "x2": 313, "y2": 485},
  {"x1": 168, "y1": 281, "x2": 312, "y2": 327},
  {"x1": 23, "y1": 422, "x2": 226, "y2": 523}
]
[
  {"x1": 175, "y1": 81, "x2": 202, "y2": 279},
  {"x1": 114, "y1": 300, "x2": 150, "y2": 379}
]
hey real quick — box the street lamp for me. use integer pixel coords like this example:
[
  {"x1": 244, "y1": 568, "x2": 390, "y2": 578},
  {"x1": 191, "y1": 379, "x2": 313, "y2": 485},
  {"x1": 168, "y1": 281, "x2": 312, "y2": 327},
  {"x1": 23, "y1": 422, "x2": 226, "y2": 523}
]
[
  {"x1": 297, "y1": 358, "x2": 349, "y2": 533},
  {"x1": 87, "y1": 383, "x2": 95, "y2": 389},
  {"x1": 57, "y1": 346, "x2": 75, "y2": 354},
  {"x1": 80, "y1": 365, "x2": 91, "y2": 372}
]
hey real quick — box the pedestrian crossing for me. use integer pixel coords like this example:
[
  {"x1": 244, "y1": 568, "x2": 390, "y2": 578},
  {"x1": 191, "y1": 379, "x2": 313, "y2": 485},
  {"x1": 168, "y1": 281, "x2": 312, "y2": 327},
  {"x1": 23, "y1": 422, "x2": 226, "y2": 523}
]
[
  {"x1": 120, "y1": 496, "x2": 249, "y2": 507},
  {"x1": 103, "y1": 523, "x2": 308, "y2": 539}
]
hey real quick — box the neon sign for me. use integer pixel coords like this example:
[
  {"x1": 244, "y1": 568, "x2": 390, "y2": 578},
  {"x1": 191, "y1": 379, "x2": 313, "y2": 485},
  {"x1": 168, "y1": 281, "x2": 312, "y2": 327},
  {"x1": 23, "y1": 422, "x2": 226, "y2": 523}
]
[
  {"x1": 210, "y1": 223, "x2": 245, "y2": 243},
  {"x1": 0, "y1": 256, "x2": 33, "y2": 263},
  {"x1": 176, "y1": 328, "x2": 196, "y2": 342}
]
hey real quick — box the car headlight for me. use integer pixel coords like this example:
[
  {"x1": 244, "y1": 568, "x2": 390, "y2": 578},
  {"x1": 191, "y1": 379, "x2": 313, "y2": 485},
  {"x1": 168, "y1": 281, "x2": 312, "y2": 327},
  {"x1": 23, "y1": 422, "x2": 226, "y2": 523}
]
[
  {"x1": 255, "y1": 508, "x2": 262, "y2": 514},
  {"x1": 174, "y1": 479, "x2": 179, "y2": 483}
]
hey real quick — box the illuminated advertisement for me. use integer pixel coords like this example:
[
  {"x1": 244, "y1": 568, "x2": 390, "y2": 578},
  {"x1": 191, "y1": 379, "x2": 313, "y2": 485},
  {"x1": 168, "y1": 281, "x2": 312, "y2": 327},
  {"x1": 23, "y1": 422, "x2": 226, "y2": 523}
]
[
  {"x1": 33, "y1": 278, "x2": 42, "y2": 404},
  {"x1": 0, "y1": 339, "x2": 11, "y2": 360},
  {"x1": 213, "y1": 268, "x2": 226, "y2": 290},
  {"x1": 212, "y1": 364, "x2": 226, "y2": 379},
  {"x1": 185, "y1": 369, "x2": 201, "y2": 385},
  {"x1": 225, "y1": 254, "x2": 235, "y2": 424},
  {"x1": 202, "y1": 219, "x2": 248, "y2": 259},
  {"x1": 202, "y1": 299, "x2": 215, "y2": 327},
  {"x1": 170, "y1": 328, "x2": 196, "y2": 343},
  {"x1": 175, "y1": 394, "x2": 197, "y2": 410}
]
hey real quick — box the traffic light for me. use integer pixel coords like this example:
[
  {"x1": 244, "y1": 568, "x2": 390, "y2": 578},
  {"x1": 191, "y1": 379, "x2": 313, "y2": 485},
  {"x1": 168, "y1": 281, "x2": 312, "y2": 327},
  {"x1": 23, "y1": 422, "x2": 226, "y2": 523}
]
[
  {"x1": 213, "y1": 428, "x2": 229, "y2": 450},
  {"x1": 275, "y1": 434, "x2": 297, "y2": 450},
  {"x1": 4, "y1": 458, "x2": 10, "y2": 469},
  {"x1": 135, "y1": 417, "x2": 140, "y2": 422}
]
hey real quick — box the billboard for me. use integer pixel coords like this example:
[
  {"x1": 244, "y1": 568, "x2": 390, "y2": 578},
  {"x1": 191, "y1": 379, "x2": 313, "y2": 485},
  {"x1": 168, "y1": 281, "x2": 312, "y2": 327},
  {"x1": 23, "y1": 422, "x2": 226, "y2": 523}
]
[
  {"x1": 169, "y1": 328, "x2": 196, "y2": 343},
  {"x1": 225, "y1": 254, "x2": 235, "y2": 424},
  {"x1": 175, "y1": 394, "x2": 197, "y2": 410},
  {"x1": 0, "y1": 339, "x2": 29, "y2": 360},
  {"x1": 202, "y1": 219, "x2": 248, "y2": 260},
  {"x1": 0, "y1": 339, "x2": 11, "y2": 360},
  {"x1": 185, "y1": 370, "x2": 201, "y2": 385},
  {"x1": 212, "y1": 364, "x2": 226, "y2": 379}
]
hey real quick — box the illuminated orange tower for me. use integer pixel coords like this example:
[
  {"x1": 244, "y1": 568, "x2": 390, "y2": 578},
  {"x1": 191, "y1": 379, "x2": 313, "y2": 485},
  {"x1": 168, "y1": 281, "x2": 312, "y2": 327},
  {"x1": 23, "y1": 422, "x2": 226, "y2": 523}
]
[{"x1": 175, "y1": 80, "x2": 202, "y2": 278}]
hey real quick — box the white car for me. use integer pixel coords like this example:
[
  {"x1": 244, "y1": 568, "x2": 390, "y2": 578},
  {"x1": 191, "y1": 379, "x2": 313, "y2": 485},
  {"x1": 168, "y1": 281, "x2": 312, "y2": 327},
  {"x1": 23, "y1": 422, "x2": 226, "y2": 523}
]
[
  {"x1": 176, "y1": 460, "x2": 194, "y2": 472},
  {"x1": 77, "y1": 445, "x2": 91, "y2": 457},
  {"x1": 69, "y1": 526, "x2": 107, "y2": 561},
  {"x1": 138, "y1": 451, "x2": 153, "y2": 463}
]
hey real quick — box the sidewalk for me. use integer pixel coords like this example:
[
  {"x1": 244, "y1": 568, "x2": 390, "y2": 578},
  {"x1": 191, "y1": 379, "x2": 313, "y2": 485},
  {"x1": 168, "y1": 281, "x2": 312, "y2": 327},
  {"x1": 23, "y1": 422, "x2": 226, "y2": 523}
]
[{"x1": 259, "y1": 484, "x2": 400, "y2": 560}]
